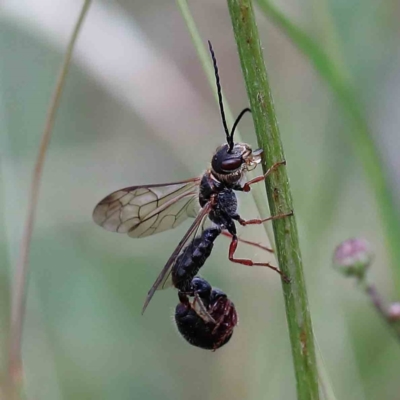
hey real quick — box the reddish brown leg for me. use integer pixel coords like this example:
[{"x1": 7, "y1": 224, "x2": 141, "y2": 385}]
[
  {"x1": 236, "y1": 211, "x2": 293, "y2": 227},
  {"x1": 221, "y1": 231, "x2": 273, "y2": 253},
  {"x1": 228, "y1": 235, "x2": 290, "y2": 283},
  {"x1": 211, "y1": 299, "x2": 238, "y2": 351},
  {"x1": 243, "y1": 160, "x2": 286, "y2": 192},
  {"x1": 211, "y1": 298, "x2": 232, "y2": 333}
]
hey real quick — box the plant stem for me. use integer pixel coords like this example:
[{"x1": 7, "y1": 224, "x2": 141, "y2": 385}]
[
  {"x1": 227, "y1": 1, "x2": 319, "y2": 398},
  {"x1": 176, "y1": 0, "x2": 276, "y2": 248},
  {"x1": 256, "y1": 0, "x2": 400, "y2": 296},
  {"x1": 8, "y1": 0, "x2": 91, "y2": 388},
  {"x1": 361, "y1": 281, "x2": 400, "y2": 341},
  {"x1": 176, "y1": 0, "x2": 234, "y2": 126}
]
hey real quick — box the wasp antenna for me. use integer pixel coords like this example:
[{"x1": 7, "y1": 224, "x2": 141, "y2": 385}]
[
  {"x1": 230, "y1": 108, "x2": 251, "y2": 141},
  {"x1": 208, "y1": 40, "x2": 232, "y2": 151}
]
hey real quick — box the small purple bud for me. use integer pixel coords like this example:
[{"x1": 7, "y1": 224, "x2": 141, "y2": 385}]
[
  {"x1": 333, "y1": 238, "x2": 373, "y2": 280},
  {"x1": 387, "y1": 302, "x2": 400, "y2": 322}
]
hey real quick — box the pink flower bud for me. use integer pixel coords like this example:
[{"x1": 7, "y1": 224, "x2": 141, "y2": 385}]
[
  {"x1": 387, "y1": 302, "x2": 400, "y2": 321},
  {"x1": 333, "y1": 238, "x2": 373, "y2": 279}
]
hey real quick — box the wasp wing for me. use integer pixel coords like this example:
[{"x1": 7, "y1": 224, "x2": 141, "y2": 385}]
[
  {"x1": 141, "y1": 202, "x2": 212, "y2": 314},
  {"x1": 93, "y1": 178, "x2": 201, "y2": 238}
]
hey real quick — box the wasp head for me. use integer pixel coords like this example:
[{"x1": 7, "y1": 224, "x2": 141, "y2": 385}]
[{"x1": 211, "y1": 143, "x2": 263, "y2": 186}]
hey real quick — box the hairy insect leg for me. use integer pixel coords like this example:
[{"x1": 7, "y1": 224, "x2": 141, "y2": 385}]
[
  {"x1": 228, "y1": 235, "x2": 290, "y2": 283},
  {"x1": 243, "y1": 160, "x2": 286, "y2": 192},
  {"x1": 221, "y1": 231, "x2": 273, "y2": 253},
  {"x1": 236, "y1": 211, "x2": 293, "y2": 227}
]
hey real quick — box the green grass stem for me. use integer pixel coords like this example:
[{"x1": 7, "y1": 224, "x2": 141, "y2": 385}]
[
  {"x1": 227, "y1": 1, "x2": 319, "y2": 398},
  {"x1": 7, "y1": 1, "x2": 91, "y2": 393}
]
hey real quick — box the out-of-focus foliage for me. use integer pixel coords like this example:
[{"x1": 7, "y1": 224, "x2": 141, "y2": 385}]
[{"x1": 1, "y1": 1, "x2": 400, "y2": 399}]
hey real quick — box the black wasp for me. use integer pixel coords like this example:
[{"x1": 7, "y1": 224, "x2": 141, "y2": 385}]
[
  {"x1": 175, "y1": 276, "x2": 237, "y2": 350},
  {"x1": 93, "y1": 41, "x2": 292, "y2": 315}
]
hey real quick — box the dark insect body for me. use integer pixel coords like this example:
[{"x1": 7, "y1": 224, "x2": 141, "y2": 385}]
[
  {"x1": 171, "y1": 226, "x2": 221, "y2": 292},
  {"x1": 175, "y1": 277, "x2": 237, "y2": 350},
  {"x1": 169, "y1": 226, "x2": 236, "y2": 350},
  {"x1": 92, "y1": 41, "x2": 293, "y2": 342}
]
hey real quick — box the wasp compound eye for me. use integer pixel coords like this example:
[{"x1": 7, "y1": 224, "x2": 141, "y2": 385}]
[{"x1": 220, "y1": 158, "x2": 242, "y2": 171}]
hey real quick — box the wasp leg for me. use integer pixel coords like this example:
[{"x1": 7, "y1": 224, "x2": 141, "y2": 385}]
[
  {"x1": 179, "y1": 290, "x2": 216, "y2": 324},
  {"x1": 192, "y1": 293, "x2": 216, "y2": 324},
  {"x1": 210, "y1": 298, "x2": 237, "y2": 350},
  {"x1": 228, "y1": 235, "x2": 290, "y2": 283},
  {"x1": 235, "y1": 211, "x2": 293, "y2": 227},
  {"x1": 211, "y1": 298, "x2": 234, "y2": 333},
  {"x1": 221, "y1": 231, "x2": 274, "y2": 253},
  {"x1": 242, "y1": 160, "x2": 286, "y2": 192}
]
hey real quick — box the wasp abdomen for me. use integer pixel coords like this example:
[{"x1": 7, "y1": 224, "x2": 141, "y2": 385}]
[{"x1": 171, "y1": 226, "x2": 221, "y2": 291}]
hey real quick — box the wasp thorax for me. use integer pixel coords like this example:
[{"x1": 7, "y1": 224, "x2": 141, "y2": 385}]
[{"x1": 211, "y1": 143, "x2": 262, "y2": 186}]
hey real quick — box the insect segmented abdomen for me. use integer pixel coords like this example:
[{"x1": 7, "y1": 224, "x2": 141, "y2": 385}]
[{"x1": 171, "y1": 226, "x2": 221, "y2": 292}]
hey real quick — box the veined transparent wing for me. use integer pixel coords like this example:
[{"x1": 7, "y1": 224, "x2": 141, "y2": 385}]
[
  {"x1": 93, "y1": 178, "x2": 201, "y2": 238},
  {"x1": 142, "y1": 202, "x2": 213, "y2": 314}
]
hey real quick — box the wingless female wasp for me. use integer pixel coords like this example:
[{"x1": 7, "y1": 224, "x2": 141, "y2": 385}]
[
  {"x1": 175, "y1": 276, "x2": 237, "y2": 350},
  {"x1": 93, "y1": 42, "x2": 292, "y2": 340}
]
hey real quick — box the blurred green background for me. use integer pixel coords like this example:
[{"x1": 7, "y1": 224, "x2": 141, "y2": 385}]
[{"x1": 1, "y1": 0, "x2": 400, "y2": 399}]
